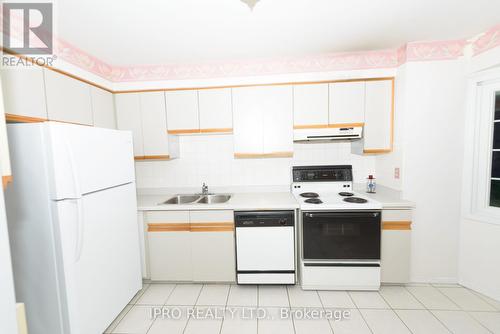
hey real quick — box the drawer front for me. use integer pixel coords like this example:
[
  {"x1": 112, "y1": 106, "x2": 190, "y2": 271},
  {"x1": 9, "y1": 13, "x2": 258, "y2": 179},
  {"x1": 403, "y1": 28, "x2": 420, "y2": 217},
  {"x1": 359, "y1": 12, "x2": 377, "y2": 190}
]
[{"x1": 382, "y1": 209, "x2": 412, "y2": 230}]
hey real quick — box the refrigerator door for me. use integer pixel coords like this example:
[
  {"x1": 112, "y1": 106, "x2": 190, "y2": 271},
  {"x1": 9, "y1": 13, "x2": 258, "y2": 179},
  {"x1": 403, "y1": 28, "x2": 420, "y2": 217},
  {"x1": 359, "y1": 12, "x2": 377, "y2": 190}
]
[
  {"x1": 53, "y1": 182, "x2": 142, "y2": 334},
  {"x1": 45, "y1": 122, "x2": 135, "y2": 200}
]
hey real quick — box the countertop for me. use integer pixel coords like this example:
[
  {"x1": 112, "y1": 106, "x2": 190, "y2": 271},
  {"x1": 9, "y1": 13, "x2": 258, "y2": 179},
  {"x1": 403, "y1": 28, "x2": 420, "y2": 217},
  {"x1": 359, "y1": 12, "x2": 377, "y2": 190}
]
[
  {"x1": 137, "y1": 185, "x2": 414, "y2": 211},
  {"x1": 354, "y1": 184, "x2": 415, "y2": 209},
  {"x1": 137, "y1": 191, "x2": 300, "y2": 211}
]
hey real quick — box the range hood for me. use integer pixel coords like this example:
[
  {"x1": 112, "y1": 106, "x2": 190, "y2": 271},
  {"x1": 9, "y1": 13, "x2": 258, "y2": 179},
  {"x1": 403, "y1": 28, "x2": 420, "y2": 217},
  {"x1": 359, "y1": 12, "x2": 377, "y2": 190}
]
[{"x1": 293, "y1": 126, "x2": 363, "y2": 142}]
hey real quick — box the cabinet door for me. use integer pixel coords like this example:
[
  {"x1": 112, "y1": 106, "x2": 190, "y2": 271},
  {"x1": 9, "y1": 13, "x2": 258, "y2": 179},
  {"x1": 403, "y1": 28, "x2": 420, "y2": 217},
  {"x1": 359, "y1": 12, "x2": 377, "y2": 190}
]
[
  {"x1": 165, "y1": 90, "x2": 199, "y2": 133},
  {"x1": 90, "y1": 86, "x2": 115, "y2": 129},
  {"x1": 263, "y1": 86, "x2": 293, "y2": 155},
  {"x1": 381, "y1": 209, "x2": 412, "y2": 283},
  {"x1": 293, "y1": 84, "x2": 328, "y2": 127},
  {"x1": 190, "y1": 211, "x2": 235, "y2": 282},
  {"x1": 329, "y1": 81, "x2": 365, "y2": 125},
  {"x1": 140, "y1": 92, "x2": 170, "y2": 157},
  {"x1": 232, "y1": 87, "x2": 264, "y2": 156},
  {"x1": 198, "y1": 88, "x2": 232, "y2": 132},
  {"x1": 1, "y1": 66, "x2": 47, "y2": 120},
  {"x1": 364, "y1": 80, "x2": 393, "y2": 152},
  {"x1": 44, "y1": 69, "x2": 93, "y2": 125},
  {"x1": 146, "y1": 211, "x2": 192, "y2": 281},
  {"x1": 115, "y1": 93, "x2": 144, "y2": 157}
]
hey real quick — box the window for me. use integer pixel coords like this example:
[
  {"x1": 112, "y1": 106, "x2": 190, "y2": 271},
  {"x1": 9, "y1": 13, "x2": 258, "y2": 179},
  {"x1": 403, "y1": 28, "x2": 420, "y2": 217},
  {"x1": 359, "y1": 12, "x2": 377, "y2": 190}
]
[{"x1": 492, "y1": 92, "x2": 500, "y2": 207}]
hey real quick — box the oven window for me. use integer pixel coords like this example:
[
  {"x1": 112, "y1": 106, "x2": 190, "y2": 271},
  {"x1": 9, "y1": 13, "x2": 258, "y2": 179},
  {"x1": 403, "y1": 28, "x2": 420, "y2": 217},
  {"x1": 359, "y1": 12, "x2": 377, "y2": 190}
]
[
  {"x1": 491, "y1": 92, "x2": 500, "y2": 207},
  {"x1": 302, "y1": 212, "x2": 381, "y2": 260}
]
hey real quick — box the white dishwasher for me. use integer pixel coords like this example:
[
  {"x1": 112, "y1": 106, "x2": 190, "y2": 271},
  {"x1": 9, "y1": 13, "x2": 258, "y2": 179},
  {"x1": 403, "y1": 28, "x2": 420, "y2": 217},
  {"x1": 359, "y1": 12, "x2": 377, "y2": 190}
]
[{"x1": 235, "y1": 211, "x2": 295, "y2": 284}]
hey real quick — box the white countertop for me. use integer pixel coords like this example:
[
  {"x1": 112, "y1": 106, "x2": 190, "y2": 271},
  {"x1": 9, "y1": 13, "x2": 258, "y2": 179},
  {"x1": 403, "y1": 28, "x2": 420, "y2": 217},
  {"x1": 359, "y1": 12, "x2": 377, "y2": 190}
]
[
  {"x1": 137, "y1": 191, "x2": 300, "y2": 211},
  {"x1": 137, "y1": 185, "x2": 414, "y2": 211},
  {"x1": 354, "y1": 184, "x2": 415, "y2": 209}
]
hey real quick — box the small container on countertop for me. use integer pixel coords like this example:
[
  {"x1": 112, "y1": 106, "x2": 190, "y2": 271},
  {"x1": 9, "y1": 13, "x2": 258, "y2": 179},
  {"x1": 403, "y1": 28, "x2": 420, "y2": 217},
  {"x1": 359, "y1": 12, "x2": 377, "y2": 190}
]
[{"x1": 366, "y1": 175, "x2": 376, "y2": 193}]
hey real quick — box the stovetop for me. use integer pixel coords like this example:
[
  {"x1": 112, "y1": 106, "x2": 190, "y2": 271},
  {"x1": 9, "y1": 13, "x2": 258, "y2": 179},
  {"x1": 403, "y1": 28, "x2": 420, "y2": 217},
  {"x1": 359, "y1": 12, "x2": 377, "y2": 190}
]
[{"x1": 291, "y1": 165, "x2": 381, "y2": 210}]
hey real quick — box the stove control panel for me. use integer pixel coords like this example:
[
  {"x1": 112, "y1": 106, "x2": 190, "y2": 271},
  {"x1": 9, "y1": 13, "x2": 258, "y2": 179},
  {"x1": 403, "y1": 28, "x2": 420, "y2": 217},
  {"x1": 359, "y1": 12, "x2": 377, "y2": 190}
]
[{"x1": 292, "y1": 165, "x2": 353, "y2": 182}]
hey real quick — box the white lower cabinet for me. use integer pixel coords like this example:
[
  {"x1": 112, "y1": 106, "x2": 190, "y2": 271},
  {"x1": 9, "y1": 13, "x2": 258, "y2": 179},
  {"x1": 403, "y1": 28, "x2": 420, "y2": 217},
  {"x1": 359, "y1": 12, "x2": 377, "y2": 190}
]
[
  {"x1": 145, "y1": 210, "x2": 235, "y2": 282},
  {"x1": 380, "y1": 209, "x2": 412, "y2": 283}
]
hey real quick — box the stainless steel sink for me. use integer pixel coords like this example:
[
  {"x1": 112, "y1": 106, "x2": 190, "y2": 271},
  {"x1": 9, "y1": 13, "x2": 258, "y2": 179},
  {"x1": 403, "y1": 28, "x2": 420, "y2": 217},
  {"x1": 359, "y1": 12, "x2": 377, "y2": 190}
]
[
  {"x1": 197, "y1": 194, "x2": 232, "y2": 204},
  {"x1": 161, "y1": 195, "x2": 201, "y2": 204}
]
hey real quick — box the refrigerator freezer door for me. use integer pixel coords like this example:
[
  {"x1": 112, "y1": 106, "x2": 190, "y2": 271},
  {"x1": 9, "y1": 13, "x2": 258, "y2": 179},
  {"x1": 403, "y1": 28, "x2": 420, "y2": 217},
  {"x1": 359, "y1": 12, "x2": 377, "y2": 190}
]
[
  {"x1": 53, "y1": 182, "x2": 142, "y2": 334},
  {"x1": 46, "y1": 122, "x2": 135, "y2": 200}
]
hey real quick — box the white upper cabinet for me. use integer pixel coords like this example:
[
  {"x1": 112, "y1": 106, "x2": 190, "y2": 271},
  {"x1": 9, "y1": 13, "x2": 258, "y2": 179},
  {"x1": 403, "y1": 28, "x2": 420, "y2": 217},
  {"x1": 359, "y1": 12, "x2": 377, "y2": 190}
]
[
  {"x1": 293, "y1": 84, "x2": 329, "y2": 127},
  {"x1": 329, "y1": 81, "x2": 365, "y2": 125},
  {"x1": 263, "y1": 86, "x2": 293, "y2": 154},
  {"x1": 363, "y1": 80, "x2": 393, "y2": 152},
  {"x1": 140, "y1": 92, "x2": 171, "y2": 157},
  {"x1": 198, "y1": 88, "x2": 232, "y2": 132},
  {"x1": 116, "y1": 92, "x2": 179, "y2": 159},
  {"x1": 232, "y1": 87, "x2": 264, "y2": 155},
  {"x1": 233, "y1": 86, "x2": 293, "y2": 157},
  {"x1": 1, "y1": 66, "x2": 47, "y2": 120},
  {"x1": 90, "y1": 86, "x2": 115, "y2": 129},
  {"x1": 115, "y1": 93, "x2": 144, "y2": 157},
  {"x1": 44, "y1": 69, "x2": 93, "y2": 125},
  {"x1": 165, "y1": 90, "x2": 199, "y2": 133}
]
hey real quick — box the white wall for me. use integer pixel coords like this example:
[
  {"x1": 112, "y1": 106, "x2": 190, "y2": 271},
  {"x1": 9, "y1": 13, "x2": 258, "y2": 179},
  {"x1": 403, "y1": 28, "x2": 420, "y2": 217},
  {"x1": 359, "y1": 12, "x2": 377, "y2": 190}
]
[
  {"x1": 135, "y1": 135, "x2": 376, "y2": 189},
  {"x1": 459, "y1": 47, "x2": 500, "y2": 301},
  {"x1": 399, "y1": 60, "x2": 467, "y2": 283}
]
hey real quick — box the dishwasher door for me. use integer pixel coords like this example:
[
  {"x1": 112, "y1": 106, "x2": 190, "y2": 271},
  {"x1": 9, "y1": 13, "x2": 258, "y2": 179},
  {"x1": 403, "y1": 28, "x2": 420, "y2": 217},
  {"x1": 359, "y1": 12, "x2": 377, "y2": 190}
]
[{"x1": 235, "y1": 211, "x2": 295, "y2": 284}]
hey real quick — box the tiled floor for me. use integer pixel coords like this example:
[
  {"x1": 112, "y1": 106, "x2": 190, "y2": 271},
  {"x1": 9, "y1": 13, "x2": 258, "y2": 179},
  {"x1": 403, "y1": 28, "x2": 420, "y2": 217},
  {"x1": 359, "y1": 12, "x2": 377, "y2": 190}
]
[{"x1": 104, "y1": 283, "x2": 500, "y2": 334}]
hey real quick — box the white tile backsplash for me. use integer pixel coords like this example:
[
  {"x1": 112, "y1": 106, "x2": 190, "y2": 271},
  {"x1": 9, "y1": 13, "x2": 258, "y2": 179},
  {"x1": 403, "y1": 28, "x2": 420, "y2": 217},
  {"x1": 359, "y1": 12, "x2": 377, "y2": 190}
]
[{"x1": 135, "y1": 134, "x2": 376, "y2": 188}]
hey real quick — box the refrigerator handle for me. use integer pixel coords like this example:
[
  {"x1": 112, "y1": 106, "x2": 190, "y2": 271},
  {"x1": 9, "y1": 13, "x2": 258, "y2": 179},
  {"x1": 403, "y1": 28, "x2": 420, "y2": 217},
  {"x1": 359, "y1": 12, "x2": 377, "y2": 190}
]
[{"x1": 66, "y1": 142, "x2": 84, "y2": 262}]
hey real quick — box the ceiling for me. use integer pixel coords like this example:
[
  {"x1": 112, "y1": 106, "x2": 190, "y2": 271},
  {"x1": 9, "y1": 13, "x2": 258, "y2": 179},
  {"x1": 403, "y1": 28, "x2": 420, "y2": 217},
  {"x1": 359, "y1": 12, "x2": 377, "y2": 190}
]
[{"x1": 54, "y1": 0, "x2": 500, "y2": 66}]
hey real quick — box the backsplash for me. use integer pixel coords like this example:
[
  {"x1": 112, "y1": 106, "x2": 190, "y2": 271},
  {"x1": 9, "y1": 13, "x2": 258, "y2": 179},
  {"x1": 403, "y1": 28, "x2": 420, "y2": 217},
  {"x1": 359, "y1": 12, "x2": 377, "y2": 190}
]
[{"x1": 135, "y1": 134, "x2": 376, "y2": 189}]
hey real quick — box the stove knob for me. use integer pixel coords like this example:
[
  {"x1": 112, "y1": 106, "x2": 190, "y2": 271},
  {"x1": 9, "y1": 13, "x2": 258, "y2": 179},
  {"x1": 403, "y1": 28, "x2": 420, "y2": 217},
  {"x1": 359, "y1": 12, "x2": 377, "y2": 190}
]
[{"x1": 279, "y1": 219, "x2": 287, "y2": 225}]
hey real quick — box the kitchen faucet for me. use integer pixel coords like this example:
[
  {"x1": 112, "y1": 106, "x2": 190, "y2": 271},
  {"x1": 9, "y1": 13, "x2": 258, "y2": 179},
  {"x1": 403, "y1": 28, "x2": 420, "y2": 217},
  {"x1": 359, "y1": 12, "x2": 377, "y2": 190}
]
[{"x1": 202, "y1": 183, "x2": 209, "y2": 195}]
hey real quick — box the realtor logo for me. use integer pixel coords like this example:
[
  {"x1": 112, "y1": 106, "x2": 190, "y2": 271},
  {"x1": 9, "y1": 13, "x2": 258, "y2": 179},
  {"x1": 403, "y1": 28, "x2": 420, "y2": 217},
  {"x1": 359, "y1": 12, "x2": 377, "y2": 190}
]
[{"x1": 2, "y1": 3, "x2": 53, "y2": 54}]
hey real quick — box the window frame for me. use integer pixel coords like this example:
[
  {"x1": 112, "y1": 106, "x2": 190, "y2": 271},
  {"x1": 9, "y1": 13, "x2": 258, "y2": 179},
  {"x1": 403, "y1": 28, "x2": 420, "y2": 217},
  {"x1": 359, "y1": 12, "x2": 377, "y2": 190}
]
[{"x1": 463, "y1": 68, "x2": 500, "y2": 225}]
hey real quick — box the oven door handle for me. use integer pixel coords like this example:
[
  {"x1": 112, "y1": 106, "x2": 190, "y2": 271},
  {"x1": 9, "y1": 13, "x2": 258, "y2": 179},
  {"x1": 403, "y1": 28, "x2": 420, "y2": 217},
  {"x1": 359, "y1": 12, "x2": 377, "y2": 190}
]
[{"x1": 304, "y1": 212, "x2": 380, "y2": 219}]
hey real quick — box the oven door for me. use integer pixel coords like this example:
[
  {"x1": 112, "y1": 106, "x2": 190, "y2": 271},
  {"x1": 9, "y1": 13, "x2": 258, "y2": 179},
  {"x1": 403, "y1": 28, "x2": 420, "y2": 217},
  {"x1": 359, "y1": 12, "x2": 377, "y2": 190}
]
[{"x1": 302, "y1": 211, "x2": 381, "y2": 260}]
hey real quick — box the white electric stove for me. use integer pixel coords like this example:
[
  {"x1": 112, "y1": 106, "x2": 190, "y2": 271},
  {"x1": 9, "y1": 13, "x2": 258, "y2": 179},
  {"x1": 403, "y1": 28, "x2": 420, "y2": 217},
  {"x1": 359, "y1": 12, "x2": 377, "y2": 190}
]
[{"x1": 292, "y1": 165, "x2": 382, "y2": 291}]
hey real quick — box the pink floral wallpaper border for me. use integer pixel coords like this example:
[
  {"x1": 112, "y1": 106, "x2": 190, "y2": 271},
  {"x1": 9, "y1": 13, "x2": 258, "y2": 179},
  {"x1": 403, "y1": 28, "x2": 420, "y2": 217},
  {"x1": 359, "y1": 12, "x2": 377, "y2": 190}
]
[{"x1": 1, "y1": 12, "x2": 499, "y2": 83}]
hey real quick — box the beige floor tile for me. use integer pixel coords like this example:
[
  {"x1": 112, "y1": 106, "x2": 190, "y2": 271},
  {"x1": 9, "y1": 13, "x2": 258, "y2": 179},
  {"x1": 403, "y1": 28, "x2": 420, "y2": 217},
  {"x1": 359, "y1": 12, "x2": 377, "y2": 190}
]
[
  {"x1": 396, "y1": 309, "x2": 449, "y2": 334},
  {"x1": 360, "y1": 309, "x2": 411, "y2": 334},
  {"x1": 226, "y1": 285, "x2": 258, "y2": 306},
  {"x1": 258, "y1": 285, "x2": 290, "y2": 307},
  {"x1": 147, "y1": 306, "x2": 190, "y2": 334},
  {"x1": 438, "y1": 287, "x2": 497, "y2": 311},
  {"x1": 406, "y1": 286, "x2": 460, "y2": 310},
  {"x1": 349, "y1": 291, "x2": 390, "y2": 309},
  {"x1": 329, "y1": 309, "x2": 371, "y2": 334},
  {"x1": 379, "y1": 286, "x2": 425, "y2": 309},
  {"x1": 196, "y1": 284, "x2": 230, "y2": 306},
  {"x1": 136, "y1": 283, "x2": 176, "y2": 305},
  {"x1": 318, "y1": 290, "x2": 356, "y2": 308},
  {"x1": 432, "y1": 310, "x2": 491, "y2": 334},
  {"x1": 104, "y1": 305, "x2": 132, "y2": 333},
  {"x1": 166, "y1": 284, "x2": 203, "y2": 306},
  {"x1": 287, "y1": 285, "x2": 322, "y2": 307},
  {"x1": 470, "y1": 312, "x2": 500, "y2": 333},
  {"x1": 220, "y1": 307, "x2": 258, "y2": 334},
  {"x1": 258, "y1": 307, "x2": 295, "y2": 334},
  {"x1": 112, "y1": 305, "x2": 154, "y2": 334}
]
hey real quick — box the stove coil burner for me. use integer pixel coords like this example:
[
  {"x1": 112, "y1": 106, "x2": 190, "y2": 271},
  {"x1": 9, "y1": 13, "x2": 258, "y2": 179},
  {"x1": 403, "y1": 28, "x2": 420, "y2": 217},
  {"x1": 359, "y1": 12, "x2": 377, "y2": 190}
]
[
  {"x1": 305, "y1": 198, "x2": 323, "y2": 204},
  {"x1": 338, "y1": 192, "x2": 354, "y2": 197},
  {"x1": 300, "y1": 192, "x2": 319, "y2": 198},
  {"x1": 343, "y1": 197, "x2": 368, "y2": 204}
]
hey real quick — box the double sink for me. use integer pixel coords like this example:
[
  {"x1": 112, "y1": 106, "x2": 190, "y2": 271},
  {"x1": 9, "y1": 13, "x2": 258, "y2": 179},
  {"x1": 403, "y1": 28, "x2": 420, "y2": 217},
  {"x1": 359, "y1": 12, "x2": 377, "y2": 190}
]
[{"x1": 160, "y1": 194, "x2": 232, "y2": 205}]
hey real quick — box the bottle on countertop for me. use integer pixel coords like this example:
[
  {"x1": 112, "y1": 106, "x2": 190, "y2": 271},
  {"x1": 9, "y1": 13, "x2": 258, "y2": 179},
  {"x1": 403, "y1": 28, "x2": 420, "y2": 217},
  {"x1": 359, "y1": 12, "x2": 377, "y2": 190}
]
[{"x1": 366, "y1": 175, "x2": 376, "y2": 193}]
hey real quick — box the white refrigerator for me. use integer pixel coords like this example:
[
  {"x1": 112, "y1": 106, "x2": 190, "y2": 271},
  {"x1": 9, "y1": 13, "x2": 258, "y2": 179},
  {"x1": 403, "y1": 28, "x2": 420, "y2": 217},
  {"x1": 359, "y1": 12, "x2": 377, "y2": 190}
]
[{"x1": 5, "y1": 122, "x2": 142, "y2": 334}]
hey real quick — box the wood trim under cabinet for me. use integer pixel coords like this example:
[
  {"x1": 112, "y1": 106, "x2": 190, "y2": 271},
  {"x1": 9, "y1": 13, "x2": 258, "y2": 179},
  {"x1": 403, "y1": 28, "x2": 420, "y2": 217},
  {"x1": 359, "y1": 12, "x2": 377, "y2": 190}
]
[
  {"x1": 5, "y1": 113, "x2": 47, "y2": 123},
  {"x1": 293, "y1": 122, "x2": 365, "y2": 130},
  {"x1": 167, "y1": 129, "x2": 201, "y2": 135},
  {"x1": 148, "y1": 223, "x2": 190, "y2": 232},
  {"x1": 363, "y1": 148, "x2": 392, "y2": 154},
  {"x1": 234, "y1": 151, "x2": 294, "y2": 159},
  {"x1": 190, "y1": 222, "x2": 234, "y2": 232},
  {"x1": 382, "y1": 221, "x2": 412, "y2": 230},
  {"x1": 2, "y1": 175, "x2": 13, "y2": 190},
  {"x1": 134, "y1": 155, "x2": 171, "y2": 161},
  {"x1": 199, "y1": 128, "x2": 233, "y2": 134}
]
